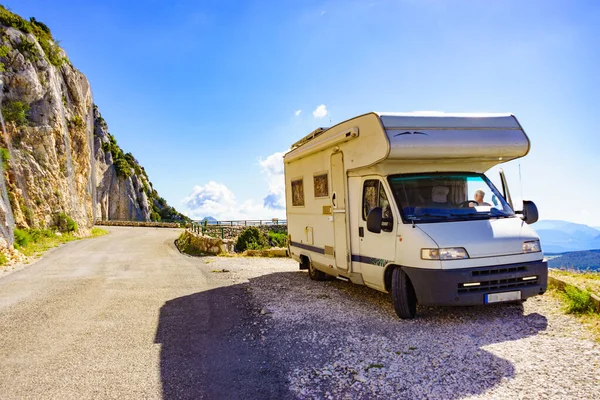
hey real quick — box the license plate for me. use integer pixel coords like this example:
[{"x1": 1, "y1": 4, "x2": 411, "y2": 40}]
[{"x1": 485, "y1": 291, "x2": 521, "y2": 304}]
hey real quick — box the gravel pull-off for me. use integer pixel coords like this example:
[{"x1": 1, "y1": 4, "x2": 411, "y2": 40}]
[{"x1": 228, "y1": 261, "x2": 599, "y2": 400}]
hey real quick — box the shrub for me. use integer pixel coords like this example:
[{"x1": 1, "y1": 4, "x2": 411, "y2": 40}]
[
  {"x1": 69, "y1": 115, "x2": 84, "y2": 129},
  {"x1": 150, "y1": 211, "x2": 161, "y2": 222},
  {"x1": 561, "y1": 285, "x2": 595, "y2": 314},
  {"x1": 114, "y1": 157, "x2": 132, "y2": 178},
  {"x1": 14, "y1": 34, "x2": 39, "y2": 62},
  {"x1": 29, "y1": 17, "x2": 51, "y2": 35},
  {"x1": 14, "y1": 228, "x2": 32, "y2": 248},
  {"x1": 55, "y1": 212, "x2": 78, "y2": 232},
  {"x1": 0, "y1": 6, "x2": 31, "y2": 33},
  {"x1": 0, "y1": 147, "x2": 9, "y2": 168},
  {"x1": 1, "y1": 100, "x2": 30, "y2": 126},
  {"x1": 235, "y1": 227, "x2": 268, "y2": 252},
  {"x1": 268, "y1": 231, "x2": 288, "y2": 248},
  {"x1": 0, "y1": 253, "x2": 7, "y2": 265},
  {"x1": 0, "y1": 44, "x2": 11, "y2": 57}
]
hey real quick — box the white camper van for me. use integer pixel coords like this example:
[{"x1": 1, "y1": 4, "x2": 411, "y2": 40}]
[{"x1": 284, "y1": 112, "x2": 547, "y2": 319}]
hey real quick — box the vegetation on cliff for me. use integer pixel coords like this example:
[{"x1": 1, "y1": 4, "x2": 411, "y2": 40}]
[
  {"x1": 0, "y1": 5, "x2": 66, "y2": 68},
  {"x1": 0, "y1": 4, "x2": 188, "y2": 240}
]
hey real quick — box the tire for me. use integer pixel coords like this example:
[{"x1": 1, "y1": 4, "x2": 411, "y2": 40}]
[
  {"x1": 307, "y1": 258, "x2": 328, "y2": 281},
  {"x1": 391, "y1": 267, "x2": 417, "y2": 319}
]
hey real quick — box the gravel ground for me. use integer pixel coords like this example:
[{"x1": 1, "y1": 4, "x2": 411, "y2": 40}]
[{"x1": 204, "y1": 256, "x2": 600, "y2": 400}]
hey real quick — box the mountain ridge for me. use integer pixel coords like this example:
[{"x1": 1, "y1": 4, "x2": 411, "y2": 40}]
[{"x1": 535, "y1": 220, "x2": 600, "y2": 254}]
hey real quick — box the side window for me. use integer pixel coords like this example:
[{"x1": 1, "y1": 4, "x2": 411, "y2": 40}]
[
  {"x1": 362, "y1": 180, "x2": 379, "y2": 220},
  {"x1": 291, "y1": 179, "x2": 305, "y2": 206},
  {"x1": 362, "y1": 179, "x2": 394, "y2": 232},
  {"x1": 313, "y1": 173, "x2": 328, "y2": 198}
]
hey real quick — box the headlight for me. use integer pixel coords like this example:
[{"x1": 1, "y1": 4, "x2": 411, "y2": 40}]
[
  {"x1": 523, "y1": 240, "x2": 541, "y2": 253},
  {"x1": 421, "y1": 247, "x2": 469, "y2": 260}
]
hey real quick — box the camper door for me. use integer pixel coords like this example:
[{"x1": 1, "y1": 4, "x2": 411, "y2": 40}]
[{"x1": 357, "y1": 177, "x2": 397, "y2": 289}]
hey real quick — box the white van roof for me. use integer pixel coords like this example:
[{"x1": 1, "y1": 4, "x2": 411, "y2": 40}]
[{"x1": 286, "y1": 112, "x2": 530, "y2": 170}]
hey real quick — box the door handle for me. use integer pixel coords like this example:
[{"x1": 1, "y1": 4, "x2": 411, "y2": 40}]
[
  {"x1": 332, "y1": 192, "x2": 337, "y2": 208},
  {"x1": 359, "y1": 227, "x2": 364, "y2": 237}
]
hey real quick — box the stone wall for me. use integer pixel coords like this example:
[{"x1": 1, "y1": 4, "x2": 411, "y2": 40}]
[
  {"x1": 96, "y1": 220, "x2": 181, "y2": 228},
  {"x1": 176, "y1": 230, "x2": 235, "y2": 256}
]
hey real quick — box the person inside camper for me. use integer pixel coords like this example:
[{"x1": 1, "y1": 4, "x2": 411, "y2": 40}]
[{"x1": 470, "y1": 189, "x2": 491, "y2": 207}]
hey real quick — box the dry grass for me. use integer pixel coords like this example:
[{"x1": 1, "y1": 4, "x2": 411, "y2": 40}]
[
  {"x1": 549, "y1": 269, "x2": 600, "y2": 295},
  {"x1": 548, "y1": 270, "x2": 600, "y2": 341},
  {"x1": 18, "y1": 227, "x2": 108, "y2": 257}
]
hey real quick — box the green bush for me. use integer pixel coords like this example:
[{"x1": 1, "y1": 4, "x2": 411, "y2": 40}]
[
  {"x1": 69, "y1": 115, "x2": 84, "y2": 129},
  {"x1": 0, "y1": 44, "x2": 11, "y2": 57},
  {"x1": 1, "y1": 100, "x2": 30, "y2": 126},
  {"x1": 0, "y1": 6, "x2": 31, "y2": 33},
  {"x1": 150, "y1": 211, "x2": 161, "y2": 222},
  {"x1": 14, "y1": 34, "x2": 39, "y2": 62},
  {"x1": 114, "y1": 157, "x2": 132, "y2": 178},
  {"x1": 0, "y1": 147, "x2": 9, "y2": 168},
  {"x1": 0, "y1": 253, "x2": 7, "y2": 266},
  {"x1": 562, "y1": 285, "x2": 595, "y2": 314},
  {"x1": 268, "y1": 231, "x2": 288, "y2": 248},
  {"x1": 235, "y1": 227, "x2": 268, "y2": 252},
  {"x1": 14, "y1": 228, "x2": 32, "y2": 248},
  {"x1": 55, "y1": 212, "x2": 78, "y2": 232}
]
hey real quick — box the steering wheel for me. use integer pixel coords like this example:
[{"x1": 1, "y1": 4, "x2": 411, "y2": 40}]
[{"x1": 459, "y1": 200, "x2": 478, "y2": 208}]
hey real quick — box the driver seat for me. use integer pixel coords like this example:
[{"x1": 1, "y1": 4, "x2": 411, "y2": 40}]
[{"x1": 430, "y1": 186, "x2": 451, "y2": 208}]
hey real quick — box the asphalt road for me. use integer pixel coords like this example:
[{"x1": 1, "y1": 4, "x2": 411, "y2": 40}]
[{"x1": 0, "y1": 227, "x2": 287, "y2": 399}]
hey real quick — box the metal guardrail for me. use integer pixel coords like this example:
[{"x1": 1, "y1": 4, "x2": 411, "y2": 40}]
[{"x1": 190, "y1": 219, "x2": 287, "y2": 226}]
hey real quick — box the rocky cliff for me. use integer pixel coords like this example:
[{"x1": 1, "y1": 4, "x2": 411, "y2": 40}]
[{"x1": 0, "y1": 6, "x2": 185, "y2": 245}]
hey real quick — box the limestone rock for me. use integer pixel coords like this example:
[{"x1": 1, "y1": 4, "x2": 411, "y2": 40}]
[{"x1": 0, "y1": 11, "x2": 185, "y2": 247}]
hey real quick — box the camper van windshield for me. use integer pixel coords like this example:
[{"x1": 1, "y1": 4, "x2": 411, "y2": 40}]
[{"x1": 388, "y1": 173, "x2": 515, "y2": 223}]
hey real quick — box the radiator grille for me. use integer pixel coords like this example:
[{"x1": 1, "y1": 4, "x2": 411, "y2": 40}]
[
  {"x1": 471, "y1": 266, "x2": 526, "y2": 277},
  {"x1": 459, "y1": 265, "x2": 537, "y2": 294}
]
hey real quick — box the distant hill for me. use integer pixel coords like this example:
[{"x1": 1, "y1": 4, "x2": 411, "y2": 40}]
[
  {"x1": 201, "y1": 216, "x2": 218, "y2": 225},
  {"x1": 535, "y1": 220, "x2": 600, "y2": 253},
  {"x1": 548, "y1": 250, "x2": 600, "y2": 272}
]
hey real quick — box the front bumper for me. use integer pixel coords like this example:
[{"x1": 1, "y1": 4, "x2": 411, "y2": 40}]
[{"x1": 403, "y1": 260, "x2": 548, "y2": 306}]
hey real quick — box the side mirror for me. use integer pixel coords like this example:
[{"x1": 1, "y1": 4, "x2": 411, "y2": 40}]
[
  {"x1": 521, "y1": 200, "x2": 538, "y2": 224},
  {"x1": 367, "y1": 207, "x2": 382, "y2": 233}
]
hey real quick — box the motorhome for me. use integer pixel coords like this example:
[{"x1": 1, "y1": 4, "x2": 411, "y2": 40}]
[{"x1": 284, "y1": 112, "x2": 547, "y2": 319}]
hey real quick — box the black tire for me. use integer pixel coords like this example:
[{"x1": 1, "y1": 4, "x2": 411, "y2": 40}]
[
  {"x1": 391, "y1": 267, "x2": 417, "y2": 319},
  {"x1": 307, "y1": 258, "x2": 328, "y2": 281}
]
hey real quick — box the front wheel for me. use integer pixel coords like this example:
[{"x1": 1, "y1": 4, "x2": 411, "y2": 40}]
[{"x1": 391, "y1": 267, "x2": 417, "y2": 319}]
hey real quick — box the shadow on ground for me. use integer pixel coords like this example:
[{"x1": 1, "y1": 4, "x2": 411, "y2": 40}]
[
  {"x1": 156, "y1": 271, "x2": 549, "y2": 399},
  {"x1": 154, "y1": 283, "x2": 287, "y2": 400}
]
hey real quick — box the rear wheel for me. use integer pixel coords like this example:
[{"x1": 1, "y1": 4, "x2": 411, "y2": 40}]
[
  {"x1": 391, "y1": 267, "x2": 417, "y2": 319},
  {"x1": 307, "y1": 258, "x2": 328, "y2": 281}
]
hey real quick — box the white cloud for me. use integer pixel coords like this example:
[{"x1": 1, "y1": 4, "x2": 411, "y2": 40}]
[
  {"x1": 259, "y1": 151, "x2": 286, "y2": 210},
  {"x1": 182, "y1": 181, "x2": 237, "y2": 219},
  {"x1": 294, "y1": 109, "x2": 302, "y2": 116},
  {"x1": 182, "y1": 150, "x2": 288, "y2": 221},
  {"x1": 313, "y1": 104, "x2": 328, "y2": 119}
]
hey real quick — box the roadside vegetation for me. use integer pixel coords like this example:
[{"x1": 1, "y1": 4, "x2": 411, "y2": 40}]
[
  {"x1": 548, "y1": 269, "x2": 600, "y2": 341},
  {"x1": 177, "y1": 226, "x2": 288, "y2": 258},
  {"x1": 235, "y1": 227, "x2": 288, "y2": 252},
  {"x1": 5, "y1": 211, "x2": 108, "y2": 261}
]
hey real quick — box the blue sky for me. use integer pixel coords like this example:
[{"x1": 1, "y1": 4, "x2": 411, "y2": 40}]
[{"x1": 5, "y1": 0, "x2": 600, "y2": 225}]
